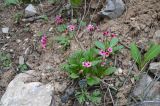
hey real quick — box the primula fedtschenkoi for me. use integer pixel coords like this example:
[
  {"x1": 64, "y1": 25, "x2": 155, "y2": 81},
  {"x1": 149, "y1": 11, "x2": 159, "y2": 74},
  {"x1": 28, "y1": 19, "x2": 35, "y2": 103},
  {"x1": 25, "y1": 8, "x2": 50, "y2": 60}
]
[
  {"x1": 82, "y1": 61, "x2": 92, "y2": 68},
  {"x1": 86, "y1": 24, "x2": 95, "y2": 32},
  {"x1": 99, "y1": 50, "x2": 106, "y2": 56},
  {"x1": 105, "y1": 52, "x2": 110, "y2": 57},
  {"x1": 41, "y1": 35, "x2": 47, "y2": 49},
  {"x1": 111, "y1": 33, "x2": 116, "y2": 38},
  {"x1": 103, "y1": 31, "x2": 110, "y2": 36},
  {"x1": 68, "y1": 25, "x2": 76, "y2": 31},
  {"x1": 107, "y1": 47, "x2": 113, "y2": 53},
  {"x1": 55, "y1": 15, "x2": 63, "y2": 24}
]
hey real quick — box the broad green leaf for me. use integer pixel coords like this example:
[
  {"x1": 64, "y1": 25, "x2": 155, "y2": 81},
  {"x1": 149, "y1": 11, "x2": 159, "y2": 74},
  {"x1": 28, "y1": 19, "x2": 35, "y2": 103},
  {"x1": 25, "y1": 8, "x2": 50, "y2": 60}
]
[
  {"x1": 95, "y1": 41, "x2": 105, "y2": 50},
  {"x1": 142, "y1": 44, "x2": 160, "y2": 67},
  {"x1": 104, "y1": 67, "x2": 116, "y2": 75},
  {"x1": 113, "y1": 45, "x2": 124, "y2": 52},
  {"x1": 70, "y1": 73, "x2": 79, "y2": 79},
  {"x1": 92, "y1": 90, "x2": 101, "y2": 96},
  {"x1": 91, "y1": 60, "x2": 102, "y2": 66},
  {"x1": 110, "y1": 38, "x2": 119, "y2": 47},
  {"x1": 87, "y1": 77, "x2": 100, "y2": 86},
  {"x1": 70, "y1": 64, "x2": 78, "y2": 67},
  {"x1": 70, "y1": 0, "x2": 82, "y2": 7},
  {"x1": 78, "y1": 95, "x2": 85, "y2": 104},
  {"x1": 5, "y1": 0, "x2": 20, "y2": 5},
  {"x1": 57, "y1": 24, "x2": 67, "y2": 32},
  {"x1": 130, "y1": 43, "x2": 142, "y2": 66},
  {"x1": 79, "y1": 21, "x2": 86, "y2": 27}
]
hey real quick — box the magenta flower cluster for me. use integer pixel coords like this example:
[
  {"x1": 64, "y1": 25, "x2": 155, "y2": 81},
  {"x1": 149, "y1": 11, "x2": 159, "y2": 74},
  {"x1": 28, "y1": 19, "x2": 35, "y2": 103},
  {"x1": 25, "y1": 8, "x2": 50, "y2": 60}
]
[
  {"x1": 55, "y1": 15, "x2": 63, "y2": 24},
  {"x1": 86, "y1": 24, "x2": 95, "y2": 31},
  {"x1": 99, "y1": 47, "x2": 113, "y2": 57},
  {"x1": 103, "y1": 30, "x2": 116, "y2": 38},
  {"x1": 41, "y1": 35, "x2": 47, "y2": 49},
  {"x1": 68, "y1": 25, "x2": 76, "y2": 31},
  {"x1": 82, "y1": 61, "x2": 92, "y2": 68}
]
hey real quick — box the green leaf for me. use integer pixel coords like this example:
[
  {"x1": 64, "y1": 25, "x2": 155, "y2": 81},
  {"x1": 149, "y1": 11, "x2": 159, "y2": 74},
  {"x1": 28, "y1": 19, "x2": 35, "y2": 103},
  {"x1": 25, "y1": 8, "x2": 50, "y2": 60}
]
[
  {"x1": 142, "y1": 44, "x2": 160, "y2": 68},
  {"x1": 113, "y1": 45, "x2": 124, "y2": 52},
  {"x1": 5, "y1": 0, "x2": 20, "y2": 5},
  {"x1": 87, "y1": 77, "x2": 100, "y2": 86},
  {"x1": 70, "y1": 73, "x2": 79, "y2": 79},
  {"x1": 95, "y1": 41, "x2": 105, "y2": 50},
  {"x1": 91, "y1": 60, "x2": 102, "y2": 66},
  {"x1": 92, "y1": 90, "x2": 101, "y2": 96},
  {"x1": 79, "y1": 21, "x2": 86, "y2": 27},
  {"x1": 110, "y1": 38, "x2": 119, "y2": 47},
  {"x1": 130, "y1": 43, "x2": 142, "y2": 67},
  {"x1": 104, "y1": 67, "x2": 116, "y2": 75},
  {"x1": 70, "y1": 0, "x2": 82, "y2": 7},
  {"x1": 57, "y1": 24, "x2": 67, "y2": 32}
]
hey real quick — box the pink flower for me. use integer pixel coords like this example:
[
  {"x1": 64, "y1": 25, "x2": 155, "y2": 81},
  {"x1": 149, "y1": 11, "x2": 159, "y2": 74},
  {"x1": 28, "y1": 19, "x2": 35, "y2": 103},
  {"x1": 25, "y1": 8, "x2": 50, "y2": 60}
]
[
  {"x1": 68, "y1": 25, "x2": 76, "y2": 31},
  {"x1": 41, "y1": 35, "x2": 47, "y2": 49},
  {"x1": 107, "y1": 47, "x2": 112, "y2": 53},
  {"x1": 99, "y1": 50, "x2": 106, "y2": 56},
  {"x1": 55, "y1": 15, "x2": 63, "y2": 24},
  {"x1": 103, "y1": 31, "x2": 110, "y2": 36},
  {"x1": 82, "y1": 61, "x2": 92, "y2": 68},
  {"x1": 105, "y1": 52, "x2": 110, "y2": 57},
  {"x1": 111, "y1": 33, "x2": 116, "y2": 38},
  {"x1": 86, "y1": 24, "x2": 95, "y2": 31}
]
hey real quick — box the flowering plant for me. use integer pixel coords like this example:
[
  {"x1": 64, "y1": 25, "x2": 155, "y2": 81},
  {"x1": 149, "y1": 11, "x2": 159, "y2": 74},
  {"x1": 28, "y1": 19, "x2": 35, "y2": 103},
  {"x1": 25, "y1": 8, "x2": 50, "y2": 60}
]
[{"x1": 62, "y1": 37, "x2": 123, "y2": 86}]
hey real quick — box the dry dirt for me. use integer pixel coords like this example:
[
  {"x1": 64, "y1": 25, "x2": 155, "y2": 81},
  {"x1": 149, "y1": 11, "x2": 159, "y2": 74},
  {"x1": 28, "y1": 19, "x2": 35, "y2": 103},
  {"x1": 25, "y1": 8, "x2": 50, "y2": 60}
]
[{"x1": 0, "y1": 0, "x2": 160, "y2": 105}]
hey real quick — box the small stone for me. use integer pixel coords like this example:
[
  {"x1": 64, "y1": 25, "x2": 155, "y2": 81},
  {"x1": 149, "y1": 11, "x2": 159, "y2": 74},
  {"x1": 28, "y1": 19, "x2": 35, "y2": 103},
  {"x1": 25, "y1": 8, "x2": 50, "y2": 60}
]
[
  {"x1": 153, "y1": 30, "x2": 160, "y2": 44},
  {"x1": 100, "y1": 0, "x2": 125, "y2": 19},
  {"x1": 61, "y1": 94, "x2": 69, "y2": 103},
  {"x1": 9, "y1": 49, "x2": 13, "y2": 52},
  {"x1": 149, "y1": 62, "x2": 160, "y2": 77},
  {"x1": 16, "y1": 39, "x2": 21, "y2": 43},
  {"x1": 24, "y1": 38, "x2": 29, "y2": 42},
  {"x1": 65, "y1": 87, "x2": 75, "y2": 96},
  {"x1": 115, "y1": 68, "x2": 123, "y2": 75},
  {"x1": 6, "y1": 36, "x2": 10, "y2": 39},
  {"x1": 49, "y1": 27, "x2": 53, "y2": 32},
  {"x1": 25, "y1": 4, "x2": 37, "y2": 17},
  {"x1": 2, "y1": 27, "x2": 9, "y2": 33},
  {"x1": 19, "y1": 56, "x2": 25, "y2": 65}
]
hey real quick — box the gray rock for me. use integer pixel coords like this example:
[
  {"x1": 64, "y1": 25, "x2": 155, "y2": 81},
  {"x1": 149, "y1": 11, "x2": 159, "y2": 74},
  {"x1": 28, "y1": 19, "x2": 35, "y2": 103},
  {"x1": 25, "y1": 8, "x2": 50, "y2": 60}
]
[
  {"x1": 149, "y1": 62, "x2": 160, "y2": 77},
  {"x1": 19, "y1": 56, "x2": 25, "y2": 65},
  {"x1": 132, "y1": 101, "x2": 160, "y2": 106},
  {"x1": 2, "y1": 27, "x2": 9, "y2": 33},
  {"x1": 153, "y1": 30, "x2": 160, "y2": 44},
  {"x1": 0, "y1": 70, "x2": 55, "y2": 106},
  {"x1": 132, "y1": 74, "x2": 160, "y2": 100},
  {"x1": 100, "y1": 0, "x2": 125, "y2": 19},
  {"x1": 25, "y1": 4, "x2": 37, "y2": 17}
]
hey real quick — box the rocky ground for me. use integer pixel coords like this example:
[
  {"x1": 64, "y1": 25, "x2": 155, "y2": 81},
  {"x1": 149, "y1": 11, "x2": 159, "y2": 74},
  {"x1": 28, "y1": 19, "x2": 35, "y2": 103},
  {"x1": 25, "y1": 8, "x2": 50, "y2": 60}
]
[{"x1": 0, "y1": 0, "x2": 160, "y2": 106}]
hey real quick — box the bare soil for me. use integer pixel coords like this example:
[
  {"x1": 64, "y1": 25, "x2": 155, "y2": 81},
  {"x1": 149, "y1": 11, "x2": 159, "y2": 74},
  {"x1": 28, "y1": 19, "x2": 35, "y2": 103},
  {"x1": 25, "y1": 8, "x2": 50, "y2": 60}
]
[{"x1": 0, "y1": 0, "x2": 160, "y2": 105}]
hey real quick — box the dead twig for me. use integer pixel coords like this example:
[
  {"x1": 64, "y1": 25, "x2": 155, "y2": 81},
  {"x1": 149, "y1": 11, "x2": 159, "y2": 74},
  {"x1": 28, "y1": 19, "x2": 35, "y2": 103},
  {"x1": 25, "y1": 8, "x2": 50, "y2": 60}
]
[
  {"x1": 101, "y1": 79, "x2": 117, "y2": 91},
  {"x1": 103, "y1": 91, "x2": 107, "y2": 106},
  {"x1": 108, "y1": 86, "x2": 115, "y2": 106},
  {"x1": 119, "y1": 40, "x2": 130, "y2": 50}
]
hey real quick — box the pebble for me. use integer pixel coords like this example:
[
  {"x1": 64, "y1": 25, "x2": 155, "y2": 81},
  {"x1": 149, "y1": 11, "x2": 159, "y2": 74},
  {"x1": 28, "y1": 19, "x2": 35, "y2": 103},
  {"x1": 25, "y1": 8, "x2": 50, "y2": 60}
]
[{"x1": 2, "y1": 27, "x2": 9, "y2": 33}]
